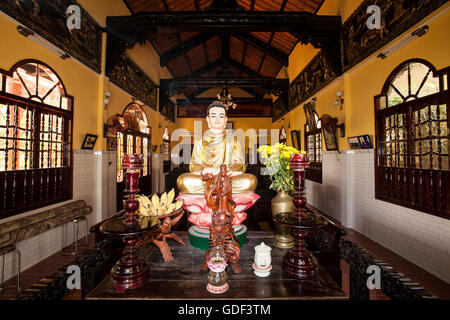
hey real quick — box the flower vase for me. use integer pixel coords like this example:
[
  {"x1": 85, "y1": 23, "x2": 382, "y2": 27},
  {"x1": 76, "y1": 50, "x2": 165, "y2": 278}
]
[{"x1": 271, "y1": 190, "x2": 294, "y2": 248}]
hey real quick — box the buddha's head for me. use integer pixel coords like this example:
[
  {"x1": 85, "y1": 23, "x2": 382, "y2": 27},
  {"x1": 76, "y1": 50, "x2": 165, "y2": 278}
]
[{"x1": 206, "y1": 101, "x2": 227, "y2": 133}]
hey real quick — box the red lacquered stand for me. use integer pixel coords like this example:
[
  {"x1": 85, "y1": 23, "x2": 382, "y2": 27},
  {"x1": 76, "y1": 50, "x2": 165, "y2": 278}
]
[
  {"x1": 274, "y1": 153, "x2": 325, "y2": 279},
  {"x1": 99, "y1": 154, "x2": 159, "y2": 293}
]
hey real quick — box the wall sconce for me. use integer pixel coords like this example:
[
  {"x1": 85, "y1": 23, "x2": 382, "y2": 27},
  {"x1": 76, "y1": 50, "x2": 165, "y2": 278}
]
[
  {"x1": 103, "y1": 91, "x2": 111, "y2": 108},
  {"x1": 377, "y1": 25, "x2": 429, "y2": 59},
  {"x1": 333, "y1": 91, "x2": 344, "y2": 110}
]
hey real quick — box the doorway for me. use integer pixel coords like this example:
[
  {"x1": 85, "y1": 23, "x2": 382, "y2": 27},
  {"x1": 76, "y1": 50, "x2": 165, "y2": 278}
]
[{"x1": 116, "y1": 103, "x2": 152, "y2": 212}]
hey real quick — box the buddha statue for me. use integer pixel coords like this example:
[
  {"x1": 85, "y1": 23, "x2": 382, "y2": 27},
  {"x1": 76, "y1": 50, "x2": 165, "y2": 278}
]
[{"x1": 177, "y1": 101, "x2": 257, "y2": 194}]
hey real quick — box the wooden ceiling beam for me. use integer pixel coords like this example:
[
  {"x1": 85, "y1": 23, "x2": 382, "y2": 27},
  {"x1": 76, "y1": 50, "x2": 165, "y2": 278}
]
[
  {"x1": 188, "y1": 58, "x2": 222, "y2": 78},
  {"x1": 106, "y1": 12, "x2": 341, "y2": 37},
  {"x1": 239, "y1": 87, "x2": 264, "y2": 100},
  {"x1": 177, "y1": 97, "x2": 272, "y2": 106},
  {"x1": 226, "y1": 57, "x2": 260, "y2": 77},
  {"x1": 159, "y1": 33, "x2": 215, "y2": 66},
  {"x1": 164, "y1": 77, "x2": 288, "y2": 96}
]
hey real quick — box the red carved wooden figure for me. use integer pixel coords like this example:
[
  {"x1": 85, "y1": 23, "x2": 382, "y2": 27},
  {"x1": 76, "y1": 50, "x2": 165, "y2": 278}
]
[{"x1": 202, "y1": 165, "x2": 241, "y2": 273}]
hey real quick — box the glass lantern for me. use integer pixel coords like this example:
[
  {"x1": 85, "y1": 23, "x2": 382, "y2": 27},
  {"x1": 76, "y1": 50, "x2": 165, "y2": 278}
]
[{"x1": 206, "y1": 246, "x2": 229, "y2": 294}]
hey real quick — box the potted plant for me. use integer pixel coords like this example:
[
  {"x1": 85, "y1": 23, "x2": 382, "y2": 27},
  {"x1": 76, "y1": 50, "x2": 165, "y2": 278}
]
[{"x1": 257, "y1": 143, "x2": 306, "y2": 248}]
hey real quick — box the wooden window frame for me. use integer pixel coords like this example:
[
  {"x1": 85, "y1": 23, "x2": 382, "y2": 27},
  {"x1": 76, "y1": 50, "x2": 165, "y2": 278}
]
[
  {"x1": 374, "y1": 59, "x2": 449, "y2": 220},
  {"x1": 304, "y1": 123, "x2": 323, "y2": 184},
  {"x1": 0, "y1": 60, "x2": 73, "y2": 219}
]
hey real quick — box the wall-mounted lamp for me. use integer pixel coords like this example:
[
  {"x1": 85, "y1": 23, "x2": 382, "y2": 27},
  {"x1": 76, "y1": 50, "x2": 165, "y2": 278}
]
[
  {"x1": 103, "y1": 91, "x2": 111, "y2": 108},
  {"x1": 17, "y1": 26, "x2": 70, "y2": 59},
  {"x1": 333, "y1": 91, "x2": 344, "y2": 110},
  {"x1": 377, "y1": 25, "x2": 429, "y2": 59}
]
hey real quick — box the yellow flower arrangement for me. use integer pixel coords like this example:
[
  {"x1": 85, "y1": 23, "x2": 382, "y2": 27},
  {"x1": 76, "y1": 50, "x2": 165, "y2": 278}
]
[{"x1": 257, "y1": 143, "x2": 306, "y2": 192}]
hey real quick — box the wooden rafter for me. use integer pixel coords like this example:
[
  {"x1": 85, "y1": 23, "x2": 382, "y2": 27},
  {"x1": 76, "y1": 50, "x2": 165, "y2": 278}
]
[
  {"x1": 232, "y1": 32, "x2": 288, "y2": 66},
  {"x1": 159, "y1": 33, "x2": 215, "y2": 66}
]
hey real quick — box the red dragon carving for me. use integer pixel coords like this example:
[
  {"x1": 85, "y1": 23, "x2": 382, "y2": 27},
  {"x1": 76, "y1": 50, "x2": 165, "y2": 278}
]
[{"x1": 201, "y1": 165, "x2": 241, "y2": 273}]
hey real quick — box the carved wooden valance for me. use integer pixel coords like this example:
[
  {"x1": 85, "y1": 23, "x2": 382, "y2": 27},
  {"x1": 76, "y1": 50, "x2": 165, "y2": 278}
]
[
  {"x1": 272, "y1": 95, "x2": 290, "y2": 122},
  {"x1": 108, "y1": 54, "x2": 158, "y2": 110},
  {"x1": 342, "y1": 0, "x2": 448, "y2": 71},
  {"x1": 288, "y1": 51, "x2": 339, "y2": 111},
  {"x1": 0, "y1": 0, "x2": 103, "y2": 73},
  {"x1": 159, "y1": 90, "x2": 175, "y2": 123}
]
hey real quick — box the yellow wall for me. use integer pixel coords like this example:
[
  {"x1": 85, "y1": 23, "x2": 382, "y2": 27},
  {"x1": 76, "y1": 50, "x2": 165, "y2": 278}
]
[
  {"x1": 286, "y1": 1, "x2": 450, "y2": 151},
  {"x1": 0, "y1": 0, "x2": 176, "y2": 152},
  {"x1": 0, "y1": 13, "x2": 101, "y2": 149}
]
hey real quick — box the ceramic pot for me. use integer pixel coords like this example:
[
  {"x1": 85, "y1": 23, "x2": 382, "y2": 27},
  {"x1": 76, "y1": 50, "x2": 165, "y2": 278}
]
[{"x1": 271, "y1": 190, "x2": 294, "y2": 248}]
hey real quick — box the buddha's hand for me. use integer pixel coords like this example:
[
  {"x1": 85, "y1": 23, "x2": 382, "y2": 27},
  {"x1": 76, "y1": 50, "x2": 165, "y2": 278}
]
[{"x1": 201, "y1": 167, "x2": 221, "y2": 176}]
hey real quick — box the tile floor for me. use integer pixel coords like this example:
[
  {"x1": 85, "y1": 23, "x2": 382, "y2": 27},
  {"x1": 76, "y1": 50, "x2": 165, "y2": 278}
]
[{"x1": 1, "y1": 229, "x2": 449, "y2": 300}]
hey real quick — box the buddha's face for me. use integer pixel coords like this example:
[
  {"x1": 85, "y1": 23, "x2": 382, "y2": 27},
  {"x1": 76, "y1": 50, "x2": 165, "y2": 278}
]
[{"x1": 206, "y1": 106, "x2": 227, "y2": 132}]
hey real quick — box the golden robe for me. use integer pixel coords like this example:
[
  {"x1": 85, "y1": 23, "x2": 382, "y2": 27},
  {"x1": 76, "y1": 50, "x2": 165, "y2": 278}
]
[{"x1": 177, "y1": 129, "x2": 257, "y2": 194}]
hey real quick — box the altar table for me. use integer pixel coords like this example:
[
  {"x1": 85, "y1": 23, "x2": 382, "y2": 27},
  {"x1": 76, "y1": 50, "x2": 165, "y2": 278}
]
[{"x1": 86, "y1": 231, "x2": 347, "y2": 300}]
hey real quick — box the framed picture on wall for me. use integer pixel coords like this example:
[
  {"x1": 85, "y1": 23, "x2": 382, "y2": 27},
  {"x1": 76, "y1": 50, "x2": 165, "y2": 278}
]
[
  {"x1": 358, "y1": 135, "x2": 373, "y2": 149},
  {"x1": 291, "y1": 130, "x2": 301, "y2": 150},
  {"x1": 348, "y1": 136, "x2": 361, "y2": 149},
  {"x1": 303, "y1": 100, "x2": 318, "y2": 130},
  {"x1": 106, "y1": 137, "x2": 117, "y2": 151},
  {"x1": 320, "y1": 114, "x2": 338, "y2": 151},
  {"x1": 279, "y1": 126, "x2": 287, "y2": 144},
  {"x1": 81, "y1": 134, "x2": 97, "y2": 149}
]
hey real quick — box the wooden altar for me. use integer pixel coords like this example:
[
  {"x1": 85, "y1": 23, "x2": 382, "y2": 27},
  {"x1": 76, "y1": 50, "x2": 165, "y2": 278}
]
[{"x1": 86, "y1": 231, "x2": 346, "y2": 300}]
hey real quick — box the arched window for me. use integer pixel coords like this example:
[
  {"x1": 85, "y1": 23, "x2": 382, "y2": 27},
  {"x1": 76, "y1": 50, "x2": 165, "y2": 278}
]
[
  {"x1": 0, "y1": 60, "x2": 73, "y2": 218},
  {"x1": 116, "y1": 103, "x2": 152, "y2": 211},
  {"x1": 374, "y1": 59, "x2": 449, "y2": 219}
]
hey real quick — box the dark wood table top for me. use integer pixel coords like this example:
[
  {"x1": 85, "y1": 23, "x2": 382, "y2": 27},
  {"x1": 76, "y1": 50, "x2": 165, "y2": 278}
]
[{"x1": 86, "y1": 231, "x2": 347, "y2": 300}]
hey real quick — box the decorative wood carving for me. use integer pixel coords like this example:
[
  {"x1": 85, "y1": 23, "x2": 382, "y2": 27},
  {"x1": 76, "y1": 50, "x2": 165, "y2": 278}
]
[
  {"x1": 201, "y1": 165, "x2": 241, "y2": 274},
  {"x1": 272, "y1": 95, "x2": 289, "y2": 122},
  {"x1": 288, "y1": 51, "x2": 339, "y2": 111},
  {"x1": 342, "y1": 0, "x2": 448, "y2": 71},
  {"x1": 108, "y1": 54, "x2": 158, "y2": 110},
  {"x1": 0, "y1": 0, "x2": 102, "y2": 73},
  {"x1": 159, "y1": 90, "x2": 175, "y2": 122}
]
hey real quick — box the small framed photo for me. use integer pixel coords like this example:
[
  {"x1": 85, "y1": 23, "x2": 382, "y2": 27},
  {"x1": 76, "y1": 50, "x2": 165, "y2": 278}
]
[
  {"x1": 106, "y1": 137, "x2": 117, "y2": 151},
  {"x1": 348, "y1": 136, "x2": 361, "y2": 149},
  {"x1": 81, "y1": 134, "x2": 97, "y2": 150},
  {"x1": 358, "y1": 135, "x2": 373, "y2": 149},
  {"x1": 279, "y1": 126, "x2": 287, "y2": 144},
  {"x1": 291, "y1": 130, "x2": 301, "y2": 150}
]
